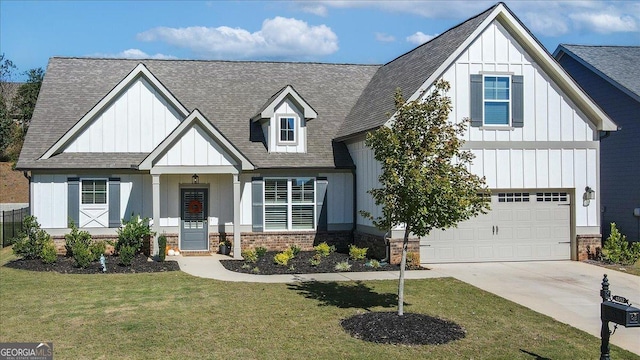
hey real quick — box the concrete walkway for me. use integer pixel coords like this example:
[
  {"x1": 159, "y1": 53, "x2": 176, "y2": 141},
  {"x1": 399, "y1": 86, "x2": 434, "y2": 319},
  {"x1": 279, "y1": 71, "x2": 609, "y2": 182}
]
[{"x1": 176, "y1": 255, "x2": 639, "y2": 355}]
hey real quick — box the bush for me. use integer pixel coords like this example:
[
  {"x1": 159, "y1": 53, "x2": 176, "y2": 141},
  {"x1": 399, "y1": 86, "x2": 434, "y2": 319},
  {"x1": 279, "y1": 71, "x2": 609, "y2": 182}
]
[
  {"x1": 406, "y1": 252, "x2": 420, "y2": 269},
  {"x1": 255, "y1": 246, "x2": 267, "y2": 258},
  {"x1": 309, "y1": 253, "x2": 322, "y2": 266},
  {"x1": 12, "y1": 216, "x2": 51, "y2": 260},
  {"x1": 289, "y1": 245, "x2": 301, "y2": 257},
  {"x1": 116, "y1": 215, "x2": 153, "y2": 255},
  {"x1": 90, "y1": 241, "x2": 106, "y2": 261},
  {"x1": 40, "y1": 238, "x2": 57, "y2": 264},
  {"x1": 73, "y1": 243, "x2": 94, "y2": 268},
  {"x1": 158, "y1": 234, "x2": 167, "y2": 262},
  {"x1": 367, "y1": 259, "x2": 381, "y2": 268},
  {"x1": 242, "y1": 249, "x2": 258, "y2": 263},
  {"x1": 314, "y1": 242, "x2": 333, "y2": 257},
  {"x1": 349, "y1": 245, "x2": 368, "y2": 260},
  {"x1": 273, "y1": 252, "x2": 292, "y2": 266},
  {"x1": 602, "y1": 223, "x2": 640, "y2": 265},
  {"x1": 335, "y1": 261, "x2": 352, "y2": 271},
  {"x1": 64, "y1": 220, "x2": 91, "y2": 257},
  {"x1": 118, "y1": 245, "x2": 136, "y2": 266}
]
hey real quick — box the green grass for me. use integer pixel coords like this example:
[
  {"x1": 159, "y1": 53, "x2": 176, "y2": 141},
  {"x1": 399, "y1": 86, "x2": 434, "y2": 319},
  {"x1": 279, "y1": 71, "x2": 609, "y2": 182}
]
[
  {"x1": 592, "y1": 259, "x2": 640, "y2": 276},
  {"x1": 0, "y1": 247, "x2": 637, "y2": 360}
]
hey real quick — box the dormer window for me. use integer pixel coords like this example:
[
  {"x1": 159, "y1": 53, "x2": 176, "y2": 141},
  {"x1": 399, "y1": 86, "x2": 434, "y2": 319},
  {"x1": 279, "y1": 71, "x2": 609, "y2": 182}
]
[{"x1": 279, "y1": 116, "x2": 296, "y2": 143}]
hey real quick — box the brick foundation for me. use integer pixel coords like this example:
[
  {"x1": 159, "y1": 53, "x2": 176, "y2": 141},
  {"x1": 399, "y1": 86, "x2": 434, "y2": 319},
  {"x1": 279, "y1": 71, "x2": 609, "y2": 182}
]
[
  {"x1": 577, "y1": 234, "x2": 602, "y2": 261},
  {"x1": 352, "y1": 231, "x2": 420, "y2": 265},
  {"x1": 388, "y1": 238, "x2": 420, "y2": 265},
  {"x1": 51, "y1": 234, "x2": 153, "y2": 256},
  {"x1": 353, "y1": 232, "x2": 386, "y2": 260},
  {"x1": 240, "y1": 231, "x2": 352, "y2": 253}
]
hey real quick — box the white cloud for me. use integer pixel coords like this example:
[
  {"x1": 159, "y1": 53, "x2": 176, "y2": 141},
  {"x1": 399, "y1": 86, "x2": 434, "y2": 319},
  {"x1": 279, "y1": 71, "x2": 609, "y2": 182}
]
[
  {"x1": 137, "y1": 17, "x2": 338, "y2": 60},
  {"x1": 90, "y1": 48, "x2": 176, "y2": 60},
  {"x1": 406, "y1": 32, "x2": 435, "y2": 45},
  {"x1": 521, "y1": 12, "x2": 570, "y2": 37},
  {"x1": 375, "y1": 32, "x2": 395, "y2": 42},
  {"x1": 569, "y1": 12, "x2": 637, "y2": 33},
  {"x1": 300, "y1": 4, "x2": 328, "y2": 16}
]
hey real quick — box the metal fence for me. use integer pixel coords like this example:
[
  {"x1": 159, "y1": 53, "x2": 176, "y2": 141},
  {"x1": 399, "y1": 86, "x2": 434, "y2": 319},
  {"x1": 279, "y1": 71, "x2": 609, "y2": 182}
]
[{"x1": 1, "y1": 207, "x2": 29, "y2": 247}]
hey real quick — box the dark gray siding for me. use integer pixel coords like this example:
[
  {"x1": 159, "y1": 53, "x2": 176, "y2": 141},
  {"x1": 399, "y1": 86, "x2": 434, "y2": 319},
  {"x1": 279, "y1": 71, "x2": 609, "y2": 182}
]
[{"x1": 558, "y1": 54, "x2": 640, "y2": 242}]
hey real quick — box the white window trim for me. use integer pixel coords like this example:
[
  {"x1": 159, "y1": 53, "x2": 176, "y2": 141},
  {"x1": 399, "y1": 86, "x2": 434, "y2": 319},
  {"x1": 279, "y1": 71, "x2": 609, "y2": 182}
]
[
  {"x1": 482, "y1": 74, "x2": 512, "y2": 127},
  {"x1": 263, "y1": 177, "x2": 316, "y2": 231},
  {"x1": 276, "y1": 114, "x2": 298, "y2": 146}
]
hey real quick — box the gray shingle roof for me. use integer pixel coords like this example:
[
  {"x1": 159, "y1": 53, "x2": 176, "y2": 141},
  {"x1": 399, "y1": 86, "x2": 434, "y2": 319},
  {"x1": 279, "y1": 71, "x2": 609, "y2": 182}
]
[
  {"x1": 558, "y1": 45, "x2": 640, "y2": 101},
  {"x1": 18, "y1": 59, "x2": 379, "y2": 170},
  {"x1": 336, "y1": 4, "x2": 497, "y2": 139}
]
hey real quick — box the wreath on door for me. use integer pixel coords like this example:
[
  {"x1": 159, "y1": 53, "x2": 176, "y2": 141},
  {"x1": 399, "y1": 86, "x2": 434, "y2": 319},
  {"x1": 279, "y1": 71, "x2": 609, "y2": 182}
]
[{"x1": 188, "y1": 199, "x2": 203, "y2": 214}]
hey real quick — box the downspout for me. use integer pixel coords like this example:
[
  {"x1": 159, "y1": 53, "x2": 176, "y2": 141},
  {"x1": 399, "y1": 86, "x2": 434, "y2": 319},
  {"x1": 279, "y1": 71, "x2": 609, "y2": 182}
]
[{"x1": 22, "y1": 171, "x2": 31, "y2": 215}]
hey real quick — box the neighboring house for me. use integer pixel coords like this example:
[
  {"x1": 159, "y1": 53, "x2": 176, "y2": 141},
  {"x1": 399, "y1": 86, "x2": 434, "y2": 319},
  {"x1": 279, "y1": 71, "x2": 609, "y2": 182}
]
[
  {"x1": 554, "y1": 45, "x2": 640, "y2": 244},
  {"x1": 17, "y1": 2, "x2": 616, "y2": 264}
]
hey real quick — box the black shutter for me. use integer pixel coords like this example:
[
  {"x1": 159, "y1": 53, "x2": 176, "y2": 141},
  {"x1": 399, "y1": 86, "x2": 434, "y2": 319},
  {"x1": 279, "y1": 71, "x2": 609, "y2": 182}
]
[
  {"x1": 470, "y1": 74, "x2": 483, "y2": 127},
  {"x1": 512, "y1": 75, "x2": 524, "y2": 128},
  {"x1": 67, "y1": 177, "x2": 80, "y2": 227},
  {"x1": 251, "y1": 177, "x2": 263, "y2": 232},
  {"x1": 315, "y1": 177, "x2": 328, "y2": 231},
  {"x1": 108, "y1": 178, "x2": 121, "y2": 228}
]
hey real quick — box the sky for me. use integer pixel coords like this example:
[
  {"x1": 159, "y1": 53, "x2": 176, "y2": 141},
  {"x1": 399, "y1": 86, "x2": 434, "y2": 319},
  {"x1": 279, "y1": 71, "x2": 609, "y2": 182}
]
[{"x1": 1, "y1": 0, "x2": 639, "y2": 81}]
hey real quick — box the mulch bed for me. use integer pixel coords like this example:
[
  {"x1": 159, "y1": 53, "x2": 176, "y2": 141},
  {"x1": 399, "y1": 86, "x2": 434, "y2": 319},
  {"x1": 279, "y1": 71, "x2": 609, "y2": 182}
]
[
  {"x1": 220, "y1": 250, "x2": 425, "y2": 275},
  {"x1": 4, "y1": 254, "x2": 180, "y2": 274},
  {"x1": 341, "y1": 311, "x2": 466, "y2": 345}
]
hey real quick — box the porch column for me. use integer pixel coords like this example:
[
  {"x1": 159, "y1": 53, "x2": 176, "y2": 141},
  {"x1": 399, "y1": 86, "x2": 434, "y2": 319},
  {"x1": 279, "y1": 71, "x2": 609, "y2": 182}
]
[
  {"x1": 152, "y1": 174, "x2": 160, "y2": 256},
  {"x1": 233, "y1": 174, "x2": 241, "y2": 259}
]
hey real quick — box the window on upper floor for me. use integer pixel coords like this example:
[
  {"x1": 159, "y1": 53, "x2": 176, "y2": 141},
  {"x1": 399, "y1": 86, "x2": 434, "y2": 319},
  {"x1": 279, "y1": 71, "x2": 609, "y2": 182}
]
[
  {"x1": 279, "y1": 116, "x2": 296, "y2": 144},
  {"x1": 470, "y1": 74, "x2": 523, "y2": 128},
  {"x1": 484, "y1": 76, "x2": 510, "y2": 126}
]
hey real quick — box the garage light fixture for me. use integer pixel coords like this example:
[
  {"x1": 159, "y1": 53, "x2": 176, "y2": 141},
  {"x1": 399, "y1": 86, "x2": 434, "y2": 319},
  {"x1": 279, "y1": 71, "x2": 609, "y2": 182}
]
[
  {"x1": 583, "y1": 186, "x2": 595, "y2": 206},
  {"x1": 192, "y1": 174, "x2": 199, "y2": 184}
]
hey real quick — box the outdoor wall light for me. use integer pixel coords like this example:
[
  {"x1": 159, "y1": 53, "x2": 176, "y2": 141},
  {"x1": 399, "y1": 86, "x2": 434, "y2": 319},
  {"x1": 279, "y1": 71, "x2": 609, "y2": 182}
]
[
  {"x1": 583, "y1": 186, "x2": 595, "y2": 206},
  {"x1": 192, "y1": 174, "x2": 199, "y2": 184}
]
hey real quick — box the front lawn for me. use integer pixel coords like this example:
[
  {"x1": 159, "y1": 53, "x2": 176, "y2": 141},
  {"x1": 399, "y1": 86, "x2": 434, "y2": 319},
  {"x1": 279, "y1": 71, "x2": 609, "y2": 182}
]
[{"x1": 0, "y1": 247, "x2": 637, "y2": 359}]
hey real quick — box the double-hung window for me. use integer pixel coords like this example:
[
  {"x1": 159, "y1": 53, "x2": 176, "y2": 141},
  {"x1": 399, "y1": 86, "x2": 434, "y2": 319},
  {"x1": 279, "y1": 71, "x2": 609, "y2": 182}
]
[
  {"x1": 81, "y1": 179, "x2": 107, "y2": 204},
  {"x1": 279, "y1": 116, "x2": 296, "y2": 143},
  {"x1": 264, "y1": 178, "x2": 315, "y2": 230},
  {"x1": 483, "y1": 76, "x2": 511, "y2": 125}
]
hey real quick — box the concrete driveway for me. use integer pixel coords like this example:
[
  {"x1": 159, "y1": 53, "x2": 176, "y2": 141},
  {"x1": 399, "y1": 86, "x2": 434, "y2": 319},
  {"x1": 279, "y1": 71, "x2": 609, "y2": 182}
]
[{"x1": 430, "y1": 261, "x2": 640, "y2": 355}]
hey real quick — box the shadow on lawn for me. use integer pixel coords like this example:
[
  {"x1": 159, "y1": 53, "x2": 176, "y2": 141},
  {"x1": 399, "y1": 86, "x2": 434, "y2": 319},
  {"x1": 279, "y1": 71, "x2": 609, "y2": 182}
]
[
  {"x1": 288, "y1": 281, "x2": 402, "y2": 311},
  {"x1": 520, "y1": 349, "x2": 552, "y2": 360}
]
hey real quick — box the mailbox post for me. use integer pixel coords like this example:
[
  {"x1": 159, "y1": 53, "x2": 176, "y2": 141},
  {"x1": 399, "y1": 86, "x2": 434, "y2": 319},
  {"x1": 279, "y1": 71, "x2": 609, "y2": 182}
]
[{"x1": 599, "y1": 274, "x2": 640, "y2": 360}]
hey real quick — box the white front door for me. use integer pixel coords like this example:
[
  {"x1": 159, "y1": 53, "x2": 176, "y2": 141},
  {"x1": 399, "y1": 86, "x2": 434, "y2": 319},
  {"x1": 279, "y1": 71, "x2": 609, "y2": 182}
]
[{"x1": 420, "y1": 191, "x2": 571, "y2": 263}]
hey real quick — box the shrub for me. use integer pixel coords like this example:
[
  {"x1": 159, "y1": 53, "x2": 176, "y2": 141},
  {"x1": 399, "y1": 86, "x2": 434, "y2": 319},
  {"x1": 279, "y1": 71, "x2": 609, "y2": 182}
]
[
  {"x1": 274, "y1": 252, "x2": 292, "y2": 266},
  {"x1": 90, "y1": 241, "x2": 106, "y2": 261},
  {"x1": 602, "y1": 223, "x2": 640, "y2": 265},
  {"x1": 40, "y1": 238, "x2": 57, "y2": 264},
  {"x1": 12, "y1": 216, "x2": 50, "y2": 260},
  {"x1": 118, "y1": 245, "x2": 136, "y2": 266},
  {"x1": 367, "y1": 259, "x2": 381, "y2": 268},
  {"x1": 158, "y1": 234, "x2": 167, "y2": 262},
  {"x1": 64, "y1": 220, "x2": 91, "y2": 257},
  {"x1": 116, "y1": 215, "x2": 154, "y2": 255},
  {"x1": 289, "y1": 245, "x2": 301, "y2": 257},
  {"x1": 255, "y1": 246, "x2": 267, "y2": 258},
  {"x1": 251, "y1": 267, "x2": 260, "y2": 274},
  {"x1": 349, "y1": 244, "x2": 368, "y2": 260},
  {"x1": 283, "y1": 247, "x2": 295, "y2": 260},
  {"x1": 406, "y1": 252, "x2": 420, "y2": 269},
  {"x1": 73, "y1": 243, "x2": 94, "y2": 268},
  {"x1": 242, "y1": 249, "x2": 258, "y2": 263},
  {"x1": 335, "y1": 261, "x2": 352, "y2": 271},
  {"x1": 309, "y1": 253, "x2": 322, "y2": 266},
  {"x1": 314, "y1": 242, "x2": 332, "y2": 257}
]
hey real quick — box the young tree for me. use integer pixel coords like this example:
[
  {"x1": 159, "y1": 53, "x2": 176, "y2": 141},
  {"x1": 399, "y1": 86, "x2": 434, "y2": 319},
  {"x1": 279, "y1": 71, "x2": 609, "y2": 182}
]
[{"x1": 364, "y1": 80, "x2": 490, "y2": 316}]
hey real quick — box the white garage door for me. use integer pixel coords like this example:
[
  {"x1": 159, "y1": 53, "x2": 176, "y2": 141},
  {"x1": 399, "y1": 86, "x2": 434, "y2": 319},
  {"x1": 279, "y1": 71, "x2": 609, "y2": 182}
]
[{"x1": 420, "y1": 191, "x2": 571, "y2": 263}]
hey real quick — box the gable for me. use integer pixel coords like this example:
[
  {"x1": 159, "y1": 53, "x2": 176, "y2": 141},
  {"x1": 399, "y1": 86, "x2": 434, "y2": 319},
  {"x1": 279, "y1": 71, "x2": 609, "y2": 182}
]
[
  {"x1": 63, "y1": 77, "x2": 184, "y2": 153},
  {"x1": 439, "y1": 20, "x2": 597, "y2": 142},
  {"x1": 155, "y1": 123, "x2": 238, "y2": 167}
]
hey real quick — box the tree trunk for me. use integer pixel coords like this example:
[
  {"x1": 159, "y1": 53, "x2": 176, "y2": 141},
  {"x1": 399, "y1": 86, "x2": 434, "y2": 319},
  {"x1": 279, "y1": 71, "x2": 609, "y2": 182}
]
[{"x1": 398, "y1": 226, "x2": 410, "y2": 316}]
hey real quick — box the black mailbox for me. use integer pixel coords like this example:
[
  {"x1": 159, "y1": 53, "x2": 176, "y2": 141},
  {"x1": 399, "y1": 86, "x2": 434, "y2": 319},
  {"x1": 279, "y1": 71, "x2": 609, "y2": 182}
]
[{"x1": 602, "y1": 300, "x2": 640, "y2": 328}]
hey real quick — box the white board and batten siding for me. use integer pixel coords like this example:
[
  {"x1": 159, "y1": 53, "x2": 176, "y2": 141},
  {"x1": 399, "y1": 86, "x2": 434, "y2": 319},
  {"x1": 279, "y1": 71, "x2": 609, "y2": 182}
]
[
  {"x1": 63, "y1": 77, "x2": 183, "y2": 153},
  {"x1": 347, "y1": 19, "x2": 602, "y2": 262},
  {"x1": 31, "y1": 173, "x2": 153, "y2": 230},
  {"x1": 263, "y1": 98, "x2": 307, "y2": 154},
  {"x1": 155, "y1": 124, "x2": 238, "y2": 167}
]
